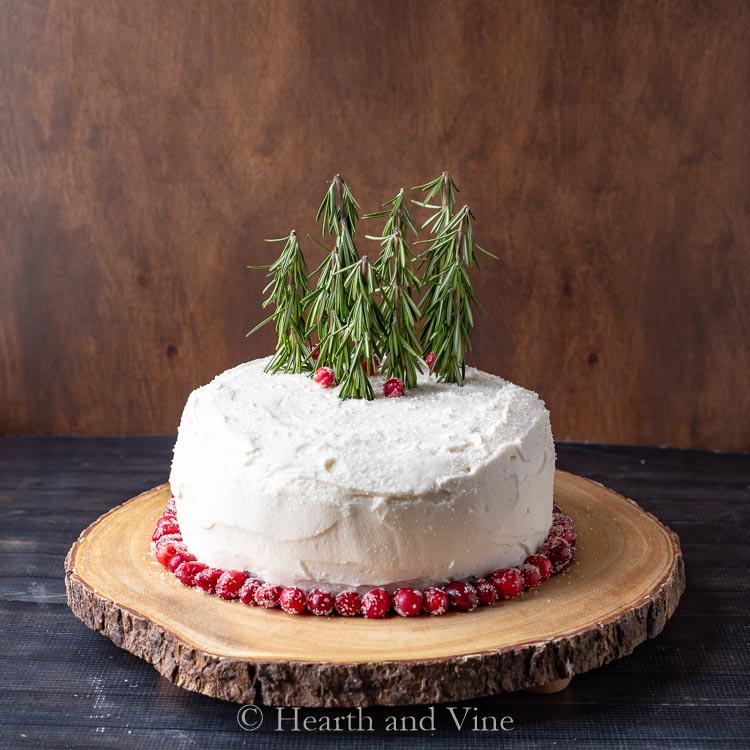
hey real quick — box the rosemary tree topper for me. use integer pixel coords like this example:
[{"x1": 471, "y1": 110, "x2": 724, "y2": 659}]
[
  {"x1": 247, "y1": 230, "x2": 312, "y2": 374},
  {"x1": 418, "y1": 201, "x2": 496, "y2": 385},
  {"x1": 248, "y1": 171, "x2": 495, "y2": 398},
  {"x1": 365, "y1": 190, "x2": 422, "y2": 388}
]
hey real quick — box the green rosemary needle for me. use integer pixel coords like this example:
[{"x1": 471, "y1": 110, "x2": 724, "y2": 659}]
[
  {"x1": 247, "y1": 230, "x2": 312, "y2": 374},
  {"x1": 328, "y1": 256, "x2": 386, "y2": 401},
  {"x1": 412, "y1": 171, "x2": 459, "y2": 235},
  {"x1": 316, "y1": 173, "x2": 360, "y2": 241},
  {"x1": 418, "y1": 204, "x2": 497, "y2": 385},
  {"x1": 366, "y1": 190, "x2": 423, "y2": 388},
  {"x1": 362, "y1": 187, "x2": 418, "y2": 238}
]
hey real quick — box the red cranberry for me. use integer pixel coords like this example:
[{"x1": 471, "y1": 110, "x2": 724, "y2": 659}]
[
  {"x1": 152, "y1": 517, "x2": 180, "y2": 542},
  {"x1": 474, "y1": 577, "x2": 498, "y2": 606},
  {"x1": 174, "y1": 560, "x2": 206, "y2": 587},
  {"x1": 525, "y1": 554, "x2": 554, "y2": 581},
  {"x1": 519, "y1": 563, "x2": 542, "y2": 590},
  {"x1": 280, "y1": 587, "x2": 307, "y2": 615},
  {"x1": 311, "y1": 346, "x2": 320, "y2": 362},
  {"x1": 552, "y1": 502, "x2": 562, "y2": 514},
  {"x1": 215, "y1": 570, "x2": 247, "y2": 600},
  {"x1": 154, "y1": 538, "x2": 186, "y2": 567},
  {"x1": 254, "y1": 583, "x2": 283, "y2": 608},
  {"x1": 541, "y1": 526, "x2": 574, "y2": 551},
  {"x1": 156, "y1": 515, "x2": 179, "y2": 530},
  {"x1": 164, "y1": 497, "x2": 178, "y2": 517},
  {"x1": 167, "y1": 551, "x2": 196, "y2": 572},
  {"x1": 307, "y1": 588, "x2": 335, "y2": 616},
  {"x1": 553, "y1": 514, "x2": 575, "y2": 536},
  {"x1": 313, "y1": 367, "x2": 335, "y2": 388},
  {"x1": 444, "y1": 581, "x2": 479, "y2": 612},
  {"x1": 194, "y1": 567, "x2": 223, "y2": 594},
  {"x1": 362, "y1": 588, "x2": 391, "y2": 618},
  {"x1": 238, "y1": 577, "x2": 263, "y2": 605},
  {"x1": 547, "y1": 540, "x2": 574, "y2": 570},
  {"x1": 544, "y1": 528, "x2": 575, "y2": 548},
  {"x1": 489, "y1": 568, "x2": 524, "y2": 599},
  {"x1": 335, "y1": 590, "x2": 362, "y2": 617},
  {"x1": 154, "y1": 533, "x2": 182, "y2": 548},
  {"x1": 425, "y1": 352, "x2": 436, "y2": 369},
  {"x1": 393, "y1": 588, "x2": 423, "y2": 617},
  {"x1": 383, "y1": 378, "x2": 404, "y2": 398},
  {"x1": 422, "y1": 587, "x2": 449, "y2": 616}
]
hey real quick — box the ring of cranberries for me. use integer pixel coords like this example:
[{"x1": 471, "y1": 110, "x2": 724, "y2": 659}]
[{"x1": 153, "y1": 497, "x2": 575, "y2": 617}]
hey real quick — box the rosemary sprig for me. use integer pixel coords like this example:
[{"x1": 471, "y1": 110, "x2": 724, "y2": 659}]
[
  {"x1": 412, "y1": 171, "x2": 459, "y2": 235},
  {"x1": 362, "y1": 187, "x2": 418, "y2": 238},
  {"x1": 247, "y1": 230, "x2": 312, "y2": 374},
  {"x1": 305, "y1": 175, "x2": 363, "y2": 371},
  {"x1": 418, "y1": 205, "x2": 497, "y2": 385},
  {"x1": 326, "y1": 256, "x2": 386, "y2": 400},
  {"x1": 412, "y1": 171, "x2": 458, "y2": 375},
  {"x1": 316, "y1": 173, "x2": 360, "y2": 238},
  {"x1": 366, "y1": 191, "x2": 423, "y2": 388},
  {"x1": 303, "y1": 237, "x2": 349, "y2": 370}
]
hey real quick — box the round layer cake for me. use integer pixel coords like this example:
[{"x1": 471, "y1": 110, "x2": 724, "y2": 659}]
[{"x1": 169, "y1": 357, "x2": 555, "y2": 592}]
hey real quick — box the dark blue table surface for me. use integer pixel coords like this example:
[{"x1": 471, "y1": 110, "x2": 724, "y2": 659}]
[{"x1": 1, "y1": 437, "x2": 748, "y2": 749}]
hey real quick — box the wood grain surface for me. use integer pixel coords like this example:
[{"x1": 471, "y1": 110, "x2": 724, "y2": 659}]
[
  {"x1": 65, "y1": 472, "x2": 684, "y2": 706},
  {"x1": 1, "y1": 1, "x2": 748, "y2": 449}
]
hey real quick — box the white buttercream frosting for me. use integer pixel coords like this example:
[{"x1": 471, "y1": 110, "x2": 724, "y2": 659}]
[{"x1": 169, "y1": 357, "x2": 555, "y2": 592}]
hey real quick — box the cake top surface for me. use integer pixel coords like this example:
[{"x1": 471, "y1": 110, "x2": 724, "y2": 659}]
[{"x1": 178, "y1": 357, "x2": 550, "y2": 497}]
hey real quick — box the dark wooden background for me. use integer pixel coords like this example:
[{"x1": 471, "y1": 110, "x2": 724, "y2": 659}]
[{"x1": 1, "y1": 0, "x2": 748, "y2": 450}]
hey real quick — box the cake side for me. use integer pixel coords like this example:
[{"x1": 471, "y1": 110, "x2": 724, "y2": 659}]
[{"x1": 170, "y1": 357, "x2": 555, "y2": 592}]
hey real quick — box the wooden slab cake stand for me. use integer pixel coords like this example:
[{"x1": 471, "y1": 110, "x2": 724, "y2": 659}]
[{"x1": 65, "y1": 471, "x2": 684, "y2": 707}]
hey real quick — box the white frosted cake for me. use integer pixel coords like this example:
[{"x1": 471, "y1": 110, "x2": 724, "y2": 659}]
[{"x1": 169, "y1": 357, "x2": 555, "y2": 592}]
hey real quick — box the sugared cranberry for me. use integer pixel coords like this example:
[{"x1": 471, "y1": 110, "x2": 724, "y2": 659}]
[
  {"x1": 422, "y1": 587, "x2": 449, "y2": 616},
  {"x1": 156, "y1": 515, "x2": 179, "y2": 530},
  {"x1": 174, "y1": 560, "x2": 206, "y2": 587},
  {"x1": 552, "y1": 502, "x2": 562, "y2": 514},
  {"x1": 254, "y1": 583, "x2": 283, "y2": 608},
  {"x1": 362, "y1": 588, "x2": 391, "y2": 619},
  {"x1": 164, "y1": 497, "x2": 177, "y2": 517},
  {"x1": 383, "y1": 378, "x2": 404, "y2": 398},
  {"x1": 474, "y1": 577, "x2": 498, "y2": 606},
  {"x1": 238, "y1": 577, "x2": 263, "y2": 605},
  {"x1": 393, "y1": 588, "x2": 423, "y2": 617},
  {"x1": 311, "y1": 346, "x2": 320, "y2": 362},
  {"x1": 152, "y1": 516, "x2": 180, "y2": 542},
  {"x1": 444, "y1": 581, "x2": 479, "y2": 612},
  {"x1": 546, "y1": 540, "x2": 574, "y2": 570},
  {"x1": 167, "y1": 551, "x2": 196, "y2": 573},
  {"x1": 541, "y1": 525, "x2": 574, "y2": 551},
  {"x1": 490, "y1": 568, "x2": 524, "y2": 599},
  {"x1": 519, "y1": 563, "x2": 542, "y2": 590},
  {"x1": 194, "y1": 567, "x2": 223, "y2": 594},
  {"x1": 307, "y1": 588, "x2": 335, "y2": 616},
  {"x1": 544, "y1": 527, "x2": 575, "y2": 547},
  {"x1": 155, "y1": 538, "x2": 186, "y2": 567},
  {"x1": 215, "y1": 570, "x2": 247, "y2": 600},
  {"x1": 154, "y1": 533, "x2": 183, "y2": 548},
  {"x1": 425, "y1": 352, "x2": 436, "y2": 370},
  {"x1": 313, "y1": 367, "x2": 335, "y2": 388},
  {"x1": 280, "y1": 587, "x2": 307, "y2": 615},
  {"x1": 525, "y1": 554, "x2": 554, "y2": 581},
  {"x1": 335, "y1": 590, "x2": 362, "y2": 616},
  {"x1": 553, "y1": 514, "x2": 575, "y2": 536}
]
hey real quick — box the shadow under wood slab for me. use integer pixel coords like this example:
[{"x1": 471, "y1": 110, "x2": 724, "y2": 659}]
[{"x1": 65, "y1": 471, "x2": 684, "y2": 707}]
